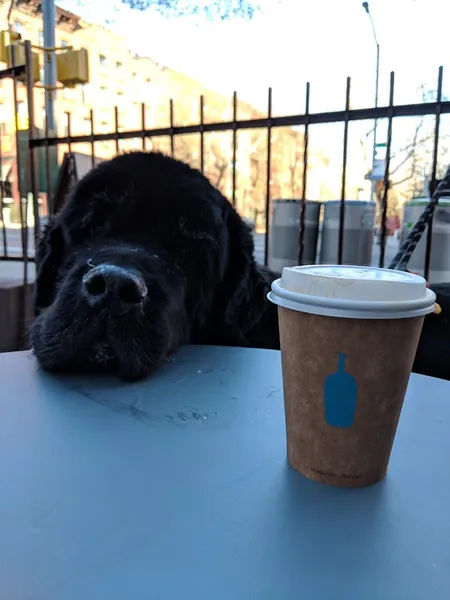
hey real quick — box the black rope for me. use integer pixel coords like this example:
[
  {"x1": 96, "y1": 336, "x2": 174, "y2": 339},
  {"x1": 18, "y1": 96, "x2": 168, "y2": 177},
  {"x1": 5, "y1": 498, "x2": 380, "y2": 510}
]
[{"x1": 388, "y1": 165, "x2": 450, "y2": 271}]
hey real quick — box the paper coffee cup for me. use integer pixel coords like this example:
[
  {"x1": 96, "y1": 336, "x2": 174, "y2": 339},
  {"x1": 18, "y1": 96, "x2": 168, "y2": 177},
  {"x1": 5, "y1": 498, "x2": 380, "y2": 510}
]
[{"x1": 268, "y1": 265, "x2": 437, "y2": 488}]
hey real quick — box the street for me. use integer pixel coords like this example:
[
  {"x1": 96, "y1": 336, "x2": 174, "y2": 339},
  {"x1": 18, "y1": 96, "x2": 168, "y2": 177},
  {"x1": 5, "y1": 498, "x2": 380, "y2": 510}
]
[
  {"x1": 0, "y1": 226, "x2": 37, "y2": 258},
  {"x1": 252, "y1": 232, "x2": 399, "y2": 268},
  {"x1": 0, "y1": 227, "x2": 399, "y2": 272}
]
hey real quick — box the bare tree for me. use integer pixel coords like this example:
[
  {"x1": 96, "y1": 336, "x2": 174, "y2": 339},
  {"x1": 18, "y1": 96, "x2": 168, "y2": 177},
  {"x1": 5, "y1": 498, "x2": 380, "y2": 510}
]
[
  {"x1": 205, "y1": 137, "x2": 230, "y2": 193},
  {"x1": 288, "y1": 146, "x2": 303, "y2": 197},
  {"x1": 118, "y1": 0, "x2": 263, "y2": 19},
  {"x1": 211, "y1": 155, "x2": 228, "y2": 191},
  {"x1": 360, "y1": 84, "x2": 450, "y2": 216},
  {"x1": 173, "y1": 136, "x2": 197, "y2": 167},
  {"x1": 247, "y1": 131, "x2": 267, "y2": 219},
  {"x1": 250, "y1": 154, "x2": 260, "y2": 191}
]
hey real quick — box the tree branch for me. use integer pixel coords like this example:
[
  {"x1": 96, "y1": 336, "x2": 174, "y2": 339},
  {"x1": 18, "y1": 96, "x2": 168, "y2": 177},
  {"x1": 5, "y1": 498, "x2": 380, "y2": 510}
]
[
  {"x1": 119, "y1": 0, "x2": 263, "y2": 19},
  {"x1": 390, "y1": 149, "x2": 418, "y2": 177},
  {"x1": 391, "y1": 174, "x2": 418, "y2": 188}
]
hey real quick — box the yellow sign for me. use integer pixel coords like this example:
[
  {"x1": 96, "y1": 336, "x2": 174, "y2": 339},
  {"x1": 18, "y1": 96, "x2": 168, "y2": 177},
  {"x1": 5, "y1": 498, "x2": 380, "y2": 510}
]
[
  {"x1": 14, "y1": 113, "x2": 29, "y2": 131},
  {"x1": 1, "y1": 136, "x2": 13, "y2": 152}
]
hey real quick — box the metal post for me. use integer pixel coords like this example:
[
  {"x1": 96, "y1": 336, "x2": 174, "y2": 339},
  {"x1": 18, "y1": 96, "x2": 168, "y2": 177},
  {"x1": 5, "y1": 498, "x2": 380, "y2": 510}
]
[
  {"x1": 42, "y1": 0, "x2": 57, "y2": 134},
  {"x1": 24, "y1": 40, "x2": 40, "y2": 243},
  {"x1": 362, "y1": 2, "x2": 380, "y2": 206},
  {"x1": 372, "y1": 42, "x2": 379, "y2": 203}
]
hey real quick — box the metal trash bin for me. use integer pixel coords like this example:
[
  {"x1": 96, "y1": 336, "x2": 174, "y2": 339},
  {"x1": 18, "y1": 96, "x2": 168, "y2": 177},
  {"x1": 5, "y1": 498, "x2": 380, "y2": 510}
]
[
  {"x1": 401, "y1": 197, "x2": 450, "y2": 283},
  {"x1": 319, "y1": 200, "x2": 376, "y2": 266},
  {"x1": 268, "y1": 199, "x2": 321, "y2": 272}
]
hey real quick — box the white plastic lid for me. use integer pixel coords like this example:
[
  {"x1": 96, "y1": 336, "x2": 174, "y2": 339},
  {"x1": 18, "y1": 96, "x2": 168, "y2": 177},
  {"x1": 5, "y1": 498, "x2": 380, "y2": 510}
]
[{"x1": 267, "y1": 265, "x2": 437, "y2": 320}]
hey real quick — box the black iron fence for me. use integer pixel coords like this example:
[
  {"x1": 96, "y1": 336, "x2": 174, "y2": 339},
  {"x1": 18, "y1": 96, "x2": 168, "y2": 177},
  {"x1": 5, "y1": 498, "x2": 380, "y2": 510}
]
[{"x1": 1, "y1": 40, "x2": 449, "y2": 282}]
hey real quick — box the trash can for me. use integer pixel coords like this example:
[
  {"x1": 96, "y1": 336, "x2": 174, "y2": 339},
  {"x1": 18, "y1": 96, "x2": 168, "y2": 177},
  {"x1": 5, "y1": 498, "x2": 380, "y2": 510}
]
[
  {"x1": 268, "y1": 199, "x2": 321, "y2": 272},
  {"x1": 401, "y1": 197, "x2": 450, "y2": 284},
  {"x1": 319, "y1": 200, "x2": 376, "y2": 266}
]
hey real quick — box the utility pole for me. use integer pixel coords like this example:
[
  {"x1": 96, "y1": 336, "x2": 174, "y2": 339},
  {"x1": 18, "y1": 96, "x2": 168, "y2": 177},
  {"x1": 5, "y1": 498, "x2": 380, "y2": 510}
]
[
  {"x1": 42, "y1": 0, "x2": 56, "y2": 133},
  {"x1": 362, "y1": 1, "x2": 380, "y2": 206}
]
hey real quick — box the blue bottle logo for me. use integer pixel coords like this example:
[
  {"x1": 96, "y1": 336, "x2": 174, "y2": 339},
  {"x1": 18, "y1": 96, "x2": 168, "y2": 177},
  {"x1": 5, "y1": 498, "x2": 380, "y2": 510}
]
[{"x1": 323, "y1": 353, "x2": 357, "y2": 428}]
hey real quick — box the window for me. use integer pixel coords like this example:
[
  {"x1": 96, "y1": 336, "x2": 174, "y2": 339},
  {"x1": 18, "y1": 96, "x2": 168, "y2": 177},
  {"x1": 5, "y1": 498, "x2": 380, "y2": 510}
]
[
  {"x1": 113, "y1": 91, "x2": 124, "y2": 112},
  {"x1": 117, "y1": 112, "x2": 125, "y2": 131},
  {"x1": 61, "y1": 40, "x2": 69, "y2": 48},
  {"x1": 83, "y1": 117, "x2": 92, "y2": 135},
  {"x1": 13, "y1": 20, "x2": 24, "y2": 36},
  {"x1": 63, "y1": 86, "x2": 75, "y2": 100},
  {"x1": 81, "y1": 83, "x2": 88, "y2": 104},
  {"x1": 0, "y1": 104, "x2": 8, "y2": 136},
  {"x1": 38, "y1": 30, "x2": 44, "y2": 46},
  {"x1": 1, "y1": 178, "x2": 12, "y2": 198},
  {"x1": 64, "y1": 111, "x2": 71, "y2": 136},
  {"x1": 99, "y1": 54, "x2": 107, "y2": 68}
]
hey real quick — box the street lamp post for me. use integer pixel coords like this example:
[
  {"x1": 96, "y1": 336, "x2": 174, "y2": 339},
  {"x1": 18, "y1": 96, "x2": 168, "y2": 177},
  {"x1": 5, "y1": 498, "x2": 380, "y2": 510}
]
[
  {"x1": 362, "y1": 2, "x2": 380, "y2": 207},
  {"x1": 42, "y1": 0, "x2": 57, "y2": 134}
]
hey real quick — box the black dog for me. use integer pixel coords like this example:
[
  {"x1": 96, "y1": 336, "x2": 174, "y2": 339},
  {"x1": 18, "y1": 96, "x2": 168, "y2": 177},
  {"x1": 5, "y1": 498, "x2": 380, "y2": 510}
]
[
  {"x1": 31, "y1": 150, "x2": 449, "y2": 383},
  {"x1": 31, "y1": 151, "x2": 280, "y2": 381},
  {"x1": 413, "y1": 283, "x2": 450, "y2": 381}
]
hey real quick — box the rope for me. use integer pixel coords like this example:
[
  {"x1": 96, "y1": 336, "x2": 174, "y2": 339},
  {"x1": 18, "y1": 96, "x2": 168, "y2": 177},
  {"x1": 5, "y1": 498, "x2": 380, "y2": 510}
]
[{"x1": 388, "y1": 165, "x2": 450, "y2": 271}]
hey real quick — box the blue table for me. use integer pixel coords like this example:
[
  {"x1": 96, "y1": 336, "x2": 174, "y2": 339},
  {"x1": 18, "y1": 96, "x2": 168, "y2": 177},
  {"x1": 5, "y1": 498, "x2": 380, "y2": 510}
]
[{"x1": 0, "y1": 346, "x2": 449, "y2": 599}]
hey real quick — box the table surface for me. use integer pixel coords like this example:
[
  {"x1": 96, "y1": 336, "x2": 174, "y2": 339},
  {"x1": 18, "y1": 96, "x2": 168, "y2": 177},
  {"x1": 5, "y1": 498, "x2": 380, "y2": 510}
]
[{"x1": 0, "y1": 346, "x2": 449, "y2": 600}]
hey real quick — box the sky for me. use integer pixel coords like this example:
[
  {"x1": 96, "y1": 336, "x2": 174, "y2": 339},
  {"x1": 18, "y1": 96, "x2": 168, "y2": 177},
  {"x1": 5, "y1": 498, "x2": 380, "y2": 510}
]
[
  {"x1": 57, "y1": 0, "x2": 450, "y2": 190},
  {"x1": 59, "y1": 0, "x2": 450, "y2": 114}
]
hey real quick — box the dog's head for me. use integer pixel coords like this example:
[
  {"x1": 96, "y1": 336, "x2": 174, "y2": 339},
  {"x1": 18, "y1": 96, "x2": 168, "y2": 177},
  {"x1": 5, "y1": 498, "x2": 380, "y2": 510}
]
[{"x1": 30, "y1": 151, "x2": 258, "y2": 381}]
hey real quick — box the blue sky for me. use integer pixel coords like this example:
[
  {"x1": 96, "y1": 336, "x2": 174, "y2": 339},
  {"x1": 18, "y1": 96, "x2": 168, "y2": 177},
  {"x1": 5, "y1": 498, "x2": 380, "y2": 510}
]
[{"x1": 60, "y1": 0, "x2": 449, "y2": 114}]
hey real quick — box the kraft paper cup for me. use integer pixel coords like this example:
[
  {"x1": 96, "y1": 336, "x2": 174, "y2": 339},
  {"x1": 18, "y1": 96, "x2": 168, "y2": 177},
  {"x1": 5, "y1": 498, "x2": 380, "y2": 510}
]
[{"x1": 268, "y1": 265, "x2": 437, "y2": 488}]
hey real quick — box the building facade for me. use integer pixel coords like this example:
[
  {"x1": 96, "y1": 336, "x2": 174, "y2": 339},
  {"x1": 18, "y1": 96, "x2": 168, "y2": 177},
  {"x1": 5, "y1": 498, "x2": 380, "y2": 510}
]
[{"x1": 0, "y1": 0, "x2": 345, "y2": 228}]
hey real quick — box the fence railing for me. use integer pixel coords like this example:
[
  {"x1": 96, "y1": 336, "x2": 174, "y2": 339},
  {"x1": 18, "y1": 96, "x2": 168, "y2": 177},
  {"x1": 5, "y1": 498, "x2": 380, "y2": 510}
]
[{"x1": 0, "y1": 40, "x2": 448, "y2": 282}]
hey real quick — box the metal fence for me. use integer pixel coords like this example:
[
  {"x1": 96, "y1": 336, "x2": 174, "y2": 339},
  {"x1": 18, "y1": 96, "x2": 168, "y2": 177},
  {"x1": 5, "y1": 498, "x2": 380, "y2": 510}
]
[{"x1": 1, "y1": 40, "x2": 450, "y2": 282}]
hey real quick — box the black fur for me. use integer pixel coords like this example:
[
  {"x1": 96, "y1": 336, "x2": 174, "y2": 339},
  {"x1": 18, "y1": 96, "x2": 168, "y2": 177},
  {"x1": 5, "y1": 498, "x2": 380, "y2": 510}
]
[
  {"x1": 413, "y1": 283, "x2": 450, "y2": 381},
  {"x1": 30, "y1": 150, "x2": 449, "y2": 383},
  {"x1": 30, "y1": 151, "x2": 279, "y2": 381}
]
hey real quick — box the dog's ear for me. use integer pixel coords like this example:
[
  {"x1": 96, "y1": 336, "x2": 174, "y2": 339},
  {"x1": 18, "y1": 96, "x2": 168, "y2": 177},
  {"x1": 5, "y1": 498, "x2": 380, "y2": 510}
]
[
  {"x1": 213, "y1": 202, "x2": 268, "y2": 342},
  {"x1": 33, "y1": 215, "x2": 66, "y2": 310}
]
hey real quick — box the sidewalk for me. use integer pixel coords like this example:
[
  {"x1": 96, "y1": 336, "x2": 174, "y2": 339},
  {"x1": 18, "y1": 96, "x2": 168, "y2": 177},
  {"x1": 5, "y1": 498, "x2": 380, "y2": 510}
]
[
  {"x1": 0, "y1": 261, "x2": 36, "y2": 284},
  {"x1": 0, "y1": 221, "x2": 23, "y2": 230}
]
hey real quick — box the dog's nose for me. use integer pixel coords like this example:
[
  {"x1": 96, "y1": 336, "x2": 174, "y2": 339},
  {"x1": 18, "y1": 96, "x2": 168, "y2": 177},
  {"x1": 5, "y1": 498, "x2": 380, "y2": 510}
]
[{"x1": 82, "y1": 265, "x2": 147, "y2": 306}]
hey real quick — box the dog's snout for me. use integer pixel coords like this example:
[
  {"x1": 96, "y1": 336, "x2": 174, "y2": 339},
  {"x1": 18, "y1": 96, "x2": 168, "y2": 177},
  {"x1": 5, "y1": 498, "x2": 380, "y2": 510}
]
[{"x1": 82, "y1": 265, "x2": 147, "y2": 306}]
